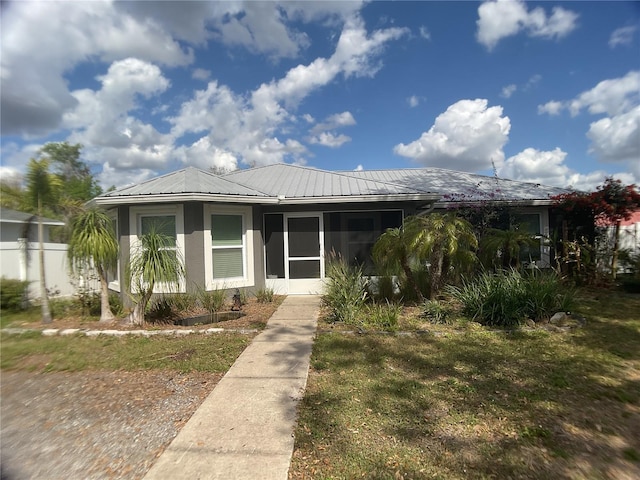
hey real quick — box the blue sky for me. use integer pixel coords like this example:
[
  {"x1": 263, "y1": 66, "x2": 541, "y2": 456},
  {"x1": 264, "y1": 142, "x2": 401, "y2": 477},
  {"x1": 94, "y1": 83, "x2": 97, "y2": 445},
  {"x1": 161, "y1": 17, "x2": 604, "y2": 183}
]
[{"x1": 1, "y1": 0, "x2": 638, "y2": 191}]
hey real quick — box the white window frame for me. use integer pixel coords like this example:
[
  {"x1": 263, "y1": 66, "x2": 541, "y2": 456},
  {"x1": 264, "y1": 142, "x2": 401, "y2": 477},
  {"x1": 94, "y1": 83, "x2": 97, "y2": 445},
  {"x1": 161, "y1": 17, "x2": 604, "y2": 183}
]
[
  {"x1": 129, "y1": 205, "x2": 185, "y2": 294},
  {"x1": 107, "y1": 209, "x2": 120, "y2": 292},
  {"x1": 204, "y1": 205, "x2": 254, "y2": 290}
]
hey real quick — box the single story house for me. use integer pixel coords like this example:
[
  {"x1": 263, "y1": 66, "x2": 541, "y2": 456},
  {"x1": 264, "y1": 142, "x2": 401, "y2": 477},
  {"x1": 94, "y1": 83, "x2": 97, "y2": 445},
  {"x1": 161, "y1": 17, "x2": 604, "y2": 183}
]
[{"x1": 93, "y1": 164, "x2": 569, "y2": 297}]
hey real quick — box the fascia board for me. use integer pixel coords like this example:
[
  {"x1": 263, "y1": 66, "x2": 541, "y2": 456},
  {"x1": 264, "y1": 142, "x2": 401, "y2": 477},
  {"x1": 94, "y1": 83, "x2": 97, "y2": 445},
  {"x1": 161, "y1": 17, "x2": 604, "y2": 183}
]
[
  {"x1": 94, "y1": 193, "x2": 279, "y2": 206},
  {"x1": 277, "y1": 194, "x2": 441, "y2": 204},
  {"x1": 435, "y1": 199, "x2": 557, "y2": 208}
]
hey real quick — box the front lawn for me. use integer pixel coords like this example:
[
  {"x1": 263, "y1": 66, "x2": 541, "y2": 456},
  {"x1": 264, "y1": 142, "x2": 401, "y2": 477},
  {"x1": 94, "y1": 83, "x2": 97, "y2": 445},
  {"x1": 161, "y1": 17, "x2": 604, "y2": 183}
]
[{"x1": 290, "y1": 289, "x2": 640, "y2": 479}]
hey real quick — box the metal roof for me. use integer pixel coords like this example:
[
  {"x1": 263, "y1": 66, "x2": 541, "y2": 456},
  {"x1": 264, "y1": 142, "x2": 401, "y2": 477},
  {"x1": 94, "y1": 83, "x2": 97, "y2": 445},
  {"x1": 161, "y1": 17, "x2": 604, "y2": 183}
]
[
  {"x1": 92, "y1": 164, "x2": 570, "y2": 207},
  {"x1": 0, "y1": 207, "x2": 64, "y2": 225},
  {"x1": 101, "y1": 167, "x2": 268, "y2": 198},
  {"x1": 342, "y1": 168, "x2": 570, "y2": 204},
  {"x1": 223, "y1": 164, "x2": 435, "y2": 199}
]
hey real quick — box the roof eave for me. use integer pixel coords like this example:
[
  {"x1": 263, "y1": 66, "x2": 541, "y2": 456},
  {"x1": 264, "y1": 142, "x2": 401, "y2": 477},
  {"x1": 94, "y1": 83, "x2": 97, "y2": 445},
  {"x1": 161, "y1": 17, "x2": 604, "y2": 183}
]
[
  {"x1": 435, "y1": 199, "x2": 557, "y2": 208},
  {"x1": 278, "y1": 194, "x2": 441, "y2": 205},
  {"x1": 94, "y1": 193, "x2": 279, "y2": 206}
]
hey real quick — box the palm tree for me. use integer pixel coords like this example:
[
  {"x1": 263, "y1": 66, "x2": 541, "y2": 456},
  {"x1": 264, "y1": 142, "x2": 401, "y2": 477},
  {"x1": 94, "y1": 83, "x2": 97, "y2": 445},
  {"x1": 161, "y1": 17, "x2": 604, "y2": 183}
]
[
  {"x1": 126, "y1": 226, "x2": 184, "y2": 326},
  {"x1": 373, "y1": 225, "x2": 423, "y2": 301},
  {"x1": 373, "y1": 213, "x2": 478, "y2": 301},
  {"x1": 405, "y1": 213, "x2": 478, "y2": 299},
  {"x1": 480, "y1": 228, "x2": 540, "y2": 270},
  {"x1": 68, "y1": 208, "x2": 119, "y2": 322}
]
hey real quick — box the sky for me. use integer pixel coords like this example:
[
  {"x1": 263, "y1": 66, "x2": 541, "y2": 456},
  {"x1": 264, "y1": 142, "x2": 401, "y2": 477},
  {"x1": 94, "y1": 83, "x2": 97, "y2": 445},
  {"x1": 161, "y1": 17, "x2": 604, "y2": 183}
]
[{"x1": 1, "y1": 0, "x2": 639, "y2": 192}]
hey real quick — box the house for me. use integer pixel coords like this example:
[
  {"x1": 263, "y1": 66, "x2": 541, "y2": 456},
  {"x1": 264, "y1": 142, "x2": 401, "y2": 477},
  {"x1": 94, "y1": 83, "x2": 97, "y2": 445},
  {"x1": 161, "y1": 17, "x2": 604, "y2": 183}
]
[
  {"x1": 0, "y1": 207, "x2": 81, "y2": 298},
  {"x1": 93, "y1": 164, "x2": 569, "y2": 297}
]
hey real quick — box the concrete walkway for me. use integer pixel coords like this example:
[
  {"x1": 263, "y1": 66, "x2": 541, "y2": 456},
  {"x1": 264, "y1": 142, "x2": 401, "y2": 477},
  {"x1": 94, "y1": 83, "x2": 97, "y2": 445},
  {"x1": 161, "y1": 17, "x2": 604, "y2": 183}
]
[{"x1": 143, "y1": 295, "x2": 320, "y2": 480}]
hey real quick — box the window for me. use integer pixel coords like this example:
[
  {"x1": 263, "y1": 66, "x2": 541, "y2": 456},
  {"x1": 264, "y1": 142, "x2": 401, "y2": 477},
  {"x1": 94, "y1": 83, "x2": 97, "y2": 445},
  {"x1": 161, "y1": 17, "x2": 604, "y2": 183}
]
[
  {"x1": 140, "y1": 215, "x2": 177, "y2": 261},
  {"x1": 513, "y1": 213, "x2": 542, "y2": 263},
  {"x1": 129, "y1": 205, "x2": 185, "y2": 293},
  {"x1": 204, "y1": 206, "x2": 253, "y2": 289},
  {"x1": 211, "y1": 214, "x2": 244, "y2": 279},
  {"x1": 107, "y1": 210, "x2": 120, "y2": 291}
]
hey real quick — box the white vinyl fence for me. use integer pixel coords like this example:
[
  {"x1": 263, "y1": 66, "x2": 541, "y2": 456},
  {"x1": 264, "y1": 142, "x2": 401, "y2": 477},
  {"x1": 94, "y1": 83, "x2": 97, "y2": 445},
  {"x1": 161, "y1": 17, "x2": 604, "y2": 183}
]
[{"x1": 0, "y1": 240, "x2": 99, "y2": 300}]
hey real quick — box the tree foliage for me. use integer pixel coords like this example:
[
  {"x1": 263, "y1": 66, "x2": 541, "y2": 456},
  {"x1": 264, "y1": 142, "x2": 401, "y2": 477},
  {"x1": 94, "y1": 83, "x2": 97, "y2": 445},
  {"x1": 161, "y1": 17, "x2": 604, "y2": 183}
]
[
  {"x1": 373, "y1": 213, "x2": 478, "y2": 300},
  {"x1": 68, "y1": 208, "x2": 119, "y2": 322},
  {"x1": 1, "y1": 142, "x2": 102, "y2": 234},
  {"x1": 126, "y1": 226, "x2": 185, "y2": 326},
  {"x1": 553, "y1": 177, "x2": 640, "y2": 280}
]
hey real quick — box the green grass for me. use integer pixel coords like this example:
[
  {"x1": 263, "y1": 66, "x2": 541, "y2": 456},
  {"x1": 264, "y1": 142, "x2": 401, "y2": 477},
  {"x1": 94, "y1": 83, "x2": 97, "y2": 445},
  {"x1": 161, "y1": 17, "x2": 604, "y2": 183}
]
[
  {"x1": 291, "y1": 289, "x2": 640, "y2": 479},
  {"x1": 0, "y1": 332, "x2": 254, "y2": 373}
]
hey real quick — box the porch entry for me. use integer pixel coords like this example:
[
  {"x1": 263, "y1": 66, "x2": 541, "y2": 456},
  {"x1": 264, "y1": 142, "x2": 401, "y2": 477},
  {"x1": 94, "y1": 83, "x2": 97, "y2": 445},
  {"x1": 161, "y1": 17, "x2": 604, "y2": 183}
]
[
  {"x1": 264, "y1": 213, "x2": 325, "y2": 294},
  {"x1": 263, "y1": 210, "x2": 403, "y2": 295}
]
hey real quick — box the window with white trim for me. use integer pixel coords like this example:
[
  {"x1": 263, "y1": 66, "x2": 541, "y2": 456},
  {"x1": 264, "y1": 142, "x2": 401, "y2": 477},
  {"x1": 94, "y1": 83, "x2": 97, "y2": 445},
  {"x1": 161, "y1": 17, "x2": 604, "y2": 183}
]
[
  {"x1": 204, "y1": 205, "x2": 253, "y2": 289},
  {"x1": 129, "y1": 205, "x2": 185, "y2": 293},
  {"x1": 211, "y1": 214, "x2": 244, "y2": 279},
  {"x1": 107, "y1": 210, "x2": 120, "y2": 292}
]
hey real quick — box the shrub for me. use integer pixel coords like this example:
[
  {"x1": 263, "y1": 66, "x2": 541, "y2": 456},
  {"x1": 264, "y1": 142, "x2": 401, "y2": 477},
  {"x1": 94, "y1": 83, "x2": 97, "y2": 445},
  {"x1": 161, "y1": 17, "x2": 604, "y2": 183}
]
[
  {"x1": 323, "y1": 255, "x2": 368, "y2": 325},
  {"x1": 363, "y1": 301, "x2": 400, "y2": 331},
  {"x1": 109, "y1": 293, "x2": 124, "y2": 316},
  {"x1": 168, "y1": 292, "x2": 198, "y2": 312},
  {"x1": 147, "y1": 297, "x2": 174, "y2": 321},
  {"x1": 0, "y1": 277, "x2": 30, "y2": 311},
  {"x1": 197, "y1": 288, "x2": 227, "y2": 315},
  {"x1": 422, "y1": 300, "x2": 453, "y2": 324},
  {"x1": 447, "y1": 270, "x2": 576, "y2": 327},
  {"x1": 255, "y1": 287, "x2": 275, "y2": 303}
]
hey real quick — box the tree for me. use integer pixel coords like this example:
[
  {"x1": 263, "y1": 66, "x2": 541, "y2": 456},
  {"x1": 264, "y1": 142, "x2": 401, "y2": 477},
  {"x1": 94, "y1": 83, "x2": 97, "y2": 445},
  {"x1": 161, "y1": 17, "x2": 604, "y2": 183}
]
[
  {"x1": 1, "y1": 142, "x2": 102, "y2": 240},
  {"x1": 373, "y1": 224, "x2": 423, "y2": 301},
  {"x1": 553, "y1": 178, "x2": 640, "y2": 280},
  {"x1": 68, "y1": 208, "x2": 119, "y2": 322},
  {"x1": 126, "y1": 226, "x2": 184, "y2": 326},
  {"x1": 373, "y1": 213, "x2": 478, "y2": 300},
  {"x1": 479, "y1": 228, "x2": 541, "y2": 270},
  {"x1": 405, "y1": 213, "x2": 478, "y2": 299}
]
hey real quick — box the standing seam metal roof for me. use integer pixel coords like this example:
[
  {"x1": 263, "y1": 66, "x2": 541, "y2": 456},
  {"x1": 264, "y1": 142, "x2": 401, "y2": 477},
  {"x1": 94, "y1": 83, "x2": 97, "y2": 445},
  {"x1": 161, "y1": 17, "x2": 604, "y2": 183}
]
[
  {"x1": 341, "y1": 168, "x2": 570, "y2": 201},
  {"x1": 100, "y1": 167, "x2": 270, "y2": 198},
  {"x1": 222, "y1": 164, "x2": 433, "y2": 197}
]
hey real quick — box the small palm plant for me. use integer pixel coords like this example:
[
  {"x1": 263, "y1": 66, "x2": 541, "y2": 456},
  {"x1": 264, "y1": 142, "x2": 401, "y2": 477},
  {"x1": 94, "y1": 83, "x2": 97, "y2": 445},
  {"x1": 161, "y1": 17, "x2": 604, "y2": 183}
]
[
  {"x1": 127, "y1": 225, "x2": 184, "y2": 325},
  {"x1": 67, "y1": 208, "x2": 118, "y2": 322}
]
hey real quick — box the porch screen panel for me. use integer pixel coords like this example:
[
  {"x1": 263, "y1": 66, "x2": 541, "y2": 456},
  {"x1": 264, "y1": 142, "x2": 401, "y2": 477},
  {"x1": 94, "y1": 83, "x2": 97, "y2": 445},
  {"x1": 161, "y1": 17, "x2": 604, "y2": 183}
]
[
  {"x1": 288, "y1": 217, "x2": 320, "y2": 257},
  {"x1": 211, "y1": 214, "x2": 244, "y2": 279},
  {"x1": 265, "y1": 214, "x2": 285, "y2": 278},
  {"x1": 289, "y1": 260, "x2": 321, "y2": 279}
]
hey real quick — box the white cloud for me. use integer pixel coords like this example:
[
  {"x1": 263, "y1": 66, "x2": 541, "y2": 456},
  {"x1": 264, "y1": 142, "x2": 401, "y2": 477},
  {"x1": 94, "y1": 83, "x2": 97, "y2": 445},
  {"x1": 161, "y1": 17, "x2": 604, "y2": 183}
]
[
  {"x1": 569, "y1": 70, "x2": 640, "y2": 117},
  {"x1": 499, "y1": 147, "x2": 570, "y2": 186},
  {"x1": 407, "y1": 95, "x2": 422, "y2": 107},
  {"x1": 310, "y1": 112, "x2": 356, "y2": 135},
  {"x1": 0, "y1": 1, "x2": 192, "y2": 136},
  {"x1": 354, "y1": 164, "x2": 364, "y2": 171},
  {"x1": 587, "y1": 105, "x2": 640, "y2": 163},
  {"x1": 537, "y1": 71, "x2": 640, "y2": 169},
  {"x1": 538, "y1": 100, "x2": 563, "y2": 115},
  {"x1": 476, "y1": 0, "x2": 578, "y2": 51},
  {"x1": 499, "y1": 147, "x2": 638, "y2": 191},
  {"x1": 609, "y1": 25, "x2": 637, "y2": 48},
  {"x1": 174, "y1": 137, "x2": 238, "y2": 172},
  {"x1": 97, "y1": 162, "x2": 156, "y2": 190},
  {"x1": 500, "y1": 84, "x2": 517, "y2": 99},
  {"x1": 309, "y1": 132, "x2": 352, "y2": 148},
  {"x1": 394, "y1": 99, "x2": 511, "y2": 171},
  {"x1": 419, "y1": 26, "x2": 431, "y2": 40},
  {"x1": 62, "y1": 58, "x2": 173, "y2": 171},
  {"x1": 192, "y1": 68, "x2": 211, "y2": 81},
  {"x1": 170, "y1": 17, "x2": 404, "y2": 168}
]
